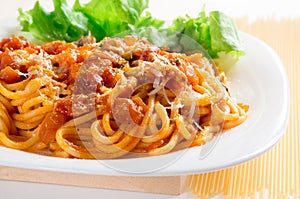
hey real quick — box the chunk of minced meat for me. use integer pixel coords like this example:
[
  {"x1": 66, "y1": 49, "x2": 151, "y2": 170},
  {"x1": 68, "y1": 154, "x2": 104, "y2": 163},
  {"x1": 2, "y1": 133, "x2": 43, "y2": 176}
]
[
  {"x1": 74, "y1": 50, "x2": 125, "y2": 93},
  {"x1": 54, "y1": 94, "x2": 97, "y2": 118},
  {"x1": 74, "y1": 35, "x2": 97, "y2": 47},
  {"x1": 100, "y1": 36, "x2": 159, "y2": 60},
  {"x1": 112, "y1": 98, "x2": 145, "y2": 125}
]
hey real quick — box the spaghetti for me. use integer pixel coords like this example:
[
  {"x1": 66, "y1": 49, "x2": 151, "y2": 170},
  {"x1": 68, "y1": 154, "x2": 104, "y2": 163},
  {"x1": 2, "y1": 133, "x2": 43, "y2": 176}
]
[{"x1": 0, "y1": 34, "x2": 248, "y2": 159}]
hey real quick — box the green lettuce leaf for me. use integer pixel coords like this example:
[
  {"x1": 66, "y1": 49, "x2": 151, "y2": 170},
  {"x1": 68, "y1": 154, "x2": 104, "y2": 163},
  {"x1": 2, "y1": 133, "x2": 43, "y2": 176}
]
[
  {"x1": 135, "y1": 11, "x2": 165, "y2": 29},
  {"x1": 140, "y1": 10, "x2": 245, "y2": 70},
  {"x1": 73, "y1": 0, "x2": 150, "y2": 39},
  {"x1": 18, "y1": 0, "x2": 88, "y2": 42}
]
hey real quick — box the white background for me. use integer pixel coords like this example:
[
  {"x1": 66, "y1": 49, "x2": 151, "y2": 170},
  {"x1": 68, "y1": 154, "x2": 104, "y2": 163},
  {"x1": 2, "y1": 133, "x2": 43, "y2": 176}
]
[{"x1": 0, "y1": 0, "x2": 295, "y2": 198}]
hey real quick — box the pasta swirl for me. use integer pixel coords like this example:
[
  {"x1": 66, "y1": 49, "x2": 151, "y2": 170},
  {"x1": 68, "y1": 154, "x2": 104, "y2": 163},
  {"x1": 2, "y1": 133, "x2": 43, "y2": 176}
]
[{"x1": 0, "y1": 35, "x2": 248, "y2": 159}]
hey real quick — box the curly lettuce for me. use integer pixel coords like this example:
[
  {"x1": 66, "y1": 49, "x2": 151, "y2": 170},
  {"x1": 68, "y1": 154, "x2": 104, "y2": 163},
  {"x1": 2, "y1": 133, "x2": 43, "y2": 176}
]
[
  {"x1": 18, "y1": 0, "x2": 155, "y2": 42},
  {"x1": 18, "y1": 0, "x2": 244, "y2": 70},
  {"x1": 18, "y1": 0, "x2": 89, "y2": 42},
  {"x1": 154, "y1": 10, "x2": 244, "y2": 69}
]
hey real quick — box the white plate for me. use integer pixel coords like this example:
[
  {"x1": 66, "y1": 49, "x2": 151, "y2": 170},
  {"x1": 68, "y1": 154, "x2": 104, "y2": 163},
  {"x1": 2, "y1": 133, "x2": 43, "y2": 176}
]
[{"x1": 0, "y1": 20, "x2": 289, "y2": 176}]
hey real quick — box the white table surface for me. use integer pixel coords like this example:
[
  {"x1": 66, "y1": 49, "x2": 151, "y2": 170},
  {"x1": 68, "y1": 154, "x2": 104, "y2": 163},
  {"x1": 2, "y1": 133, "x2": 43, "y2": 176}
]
[{"x1": 0, "y1": 0, "x2": 297, "y2": 198}]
